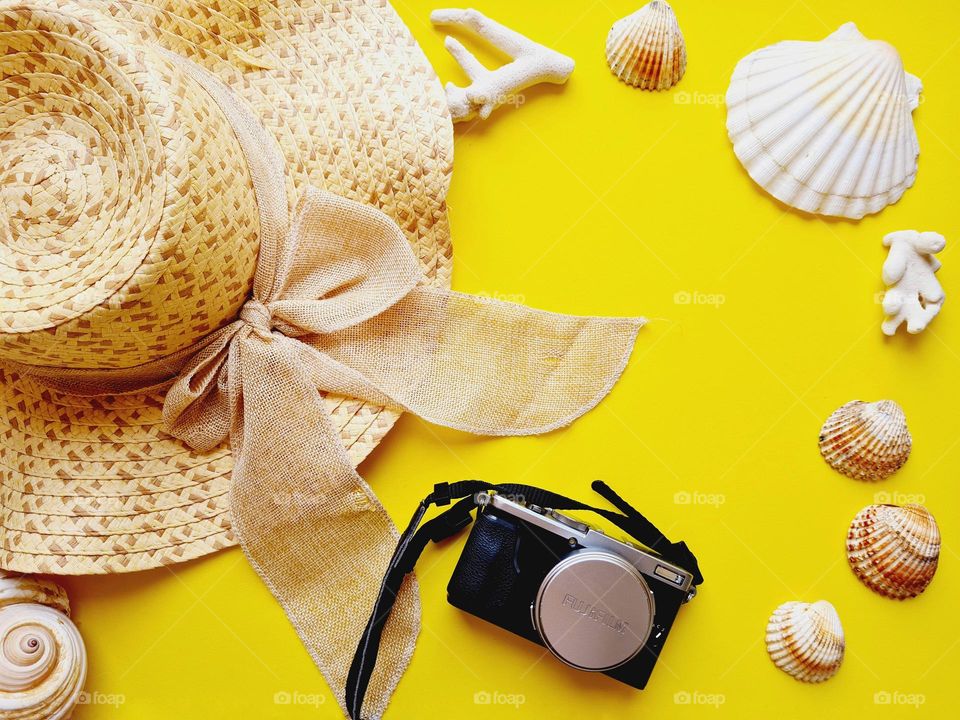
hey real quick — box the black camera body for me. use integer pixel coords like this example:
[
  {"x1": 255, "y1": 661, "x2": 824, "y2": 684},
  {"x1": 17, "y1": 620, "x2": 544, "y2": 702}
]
[
  {"x1": 447, "y1": 492, "x2": 696, "y2": 689},
  {"x1": 348, "y1": 482, "x2": 703, "y2": 719}
]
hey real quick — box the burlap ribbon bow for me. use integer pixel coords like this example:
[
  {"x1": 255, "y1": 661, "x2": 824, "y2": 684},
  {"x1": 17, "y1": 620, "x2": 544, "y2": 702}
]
[
  {"x1": 159, "y1": 188, "x2": 643, "y2": 719},
  {"x1": 8, "y1": 56, "x2": 645, "y2": 718}
]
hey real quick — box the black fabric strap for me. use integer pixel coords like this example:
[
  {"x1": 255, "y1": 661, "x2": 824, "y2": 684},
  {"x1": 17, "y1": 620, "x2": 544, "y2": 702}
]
[{"x1": 345, "y1": 480, "x2": 702, "y2": 719}]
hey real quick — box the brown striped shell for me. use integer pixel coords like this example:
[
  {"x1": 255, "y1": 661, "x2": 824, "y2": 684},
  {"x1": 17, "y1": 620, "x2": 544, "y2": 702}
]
[
  {"x1": 605, "y1": 1, "x2": 686, "y2": 90},
  {"x1": 847, "y1": 504, "x2": 940, "y2": 599},
  {"x1": 819, "y1": 400, "x2": 911, "y2": 480},
  {"x1": 765, "y1": 600, "x2": 844, "y2": 683}
]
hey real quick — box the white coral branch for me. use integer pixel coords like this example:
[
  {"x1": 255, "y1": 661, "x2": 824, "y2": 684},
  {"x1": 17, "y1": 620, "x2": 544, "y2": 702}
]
[
  {"x1": 431, "y1": 8, "x2": 575, "y2": 122},
  {"x1": 881, "y1": 230, "x2": 946, "y2": 335}
]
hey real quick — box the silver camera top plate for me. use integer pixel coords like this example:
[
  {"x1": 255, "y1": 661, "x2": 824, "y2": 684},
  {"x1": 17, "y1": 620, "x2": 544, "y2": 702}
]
[{"x1": 481, "y1": 492, "x2": 695, "y2": 595}]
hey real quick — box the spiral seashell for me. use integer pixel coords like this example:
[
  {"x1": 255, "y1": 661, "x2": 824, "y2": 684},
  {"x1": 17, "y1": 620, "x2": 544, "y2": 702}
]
[
  {"x1": 0, "y1": 572, "x2": 86, "y2": 720},
  {"x1": 766, "y1": 600, "x2": 844, "y2": 683},
  {"x1": 606, "y1": 1, "x2": 686, "y2": 90},
  {"x1": 819, "y1": 400, "x2": 911, "y2": 481},
  {"x1": 847, "y1": 504, "x2": 940, "y2": 599}
]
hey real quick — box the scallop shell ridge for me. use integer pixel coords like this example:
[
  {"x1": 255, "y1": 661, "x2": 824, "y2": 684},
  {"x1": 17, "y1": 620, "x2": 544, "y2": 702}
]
[
  {"x1": 606, "y1": 1, "x2": 686, "y2": 90},
  {"x1": 847, "y1": 504, "x2": 940, "y2": 599},
  {"x1": 725, "y1": 22, "x2": 921, "y2": 219},
  {"x1": 819, "y1": 399, "x2": 911, "y2": 481},
  {"x1": 766, "y1": 600, "x2": 844, "y2": 682}
]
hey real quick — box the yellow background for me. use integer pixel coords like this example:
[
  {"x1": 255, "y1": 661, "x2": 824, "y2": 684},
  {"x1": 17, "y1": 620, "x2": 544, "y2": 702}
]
[{"x1": 66, "y1": 1, "x2": 959, "y2": 718}]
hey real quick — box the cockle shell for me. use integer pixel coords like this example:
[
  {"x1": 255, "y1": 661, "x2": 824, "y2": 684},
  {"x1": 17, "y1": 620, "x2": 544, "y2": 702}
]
[
  {"x1": 819, "y1": 400, "x2": 911, "y2": 481},
  {"x1": 766, "y1": 600, "x2": 844, "y2": 682},
  {"x1": 847, "y1": 504, "x2": 940, "y2": 599},
  {"x1": 606, "y1": 1, "x2": 686, "y2": 90},
  {"x1": 0, "y1": 572, "x2": 86, "y2": 720},
  {"x1": 726, "y1": 22, "x2": 921, "y2": 219}
]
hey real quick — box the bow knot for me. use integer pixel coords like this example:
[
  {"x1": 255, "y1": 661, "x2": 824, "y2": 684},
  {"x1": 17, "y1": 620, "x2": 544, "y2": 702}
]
[
  {"x1": 161, "y1": 191, "x2": 427, "y2": 454},
  {"x1": 23, "y1": 41, "x2": 645, "y2": 719},
  {"x1": 240, "y1": 299, "x2": 273, "y2": 339},
  {"x1": 152, "y1": 190, "x2": 642, "y2": 720}
]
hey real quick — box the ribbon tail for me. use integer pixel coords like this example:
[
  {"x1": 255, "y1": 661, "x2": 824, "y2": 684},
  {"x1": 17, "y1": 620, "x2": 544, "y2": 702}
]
[
  {"x1": 228, "y1": 336, "x2": 418, "y2": 719},
  {"x1": 311, "y1": 286, "x2": 645, "y2": 435}
]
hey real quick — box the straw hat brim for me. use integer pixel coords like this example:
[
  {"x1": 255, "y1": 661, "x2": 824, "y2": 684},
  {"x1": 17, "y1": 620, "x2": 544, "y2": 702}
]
[{"x1": 0, "y1": 0, "x2": 453, "y2": 574}]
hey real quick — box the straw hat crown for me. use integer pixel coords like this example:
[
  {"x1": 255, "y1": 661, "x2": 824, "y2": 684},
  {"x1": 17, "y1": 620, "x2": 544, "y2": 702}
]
[
  {"x1": 0, "y1": 2, "x2": 263, "y2": 368},
  {"x1": 0, "y1": 0, "x2": 454, "y2": 576}
]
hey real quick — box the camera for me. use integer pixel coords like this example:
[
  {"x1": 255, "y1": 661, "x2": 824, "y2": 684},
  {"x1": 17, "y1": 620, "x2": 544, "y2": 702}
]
[
  {"x1": 446, "y1": 491, "x2": 697, "y2": 689},
  {"x1": 347, "y1": 481, "x2": 702, "y2": 719}
]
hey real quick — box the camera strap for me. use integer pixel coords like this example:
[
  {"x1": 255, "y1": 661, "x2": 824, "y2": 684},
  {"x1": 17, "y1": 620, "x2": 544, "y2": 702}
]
[{"x1": 346, "y1": 480, "x2": 702, "y2": 719}]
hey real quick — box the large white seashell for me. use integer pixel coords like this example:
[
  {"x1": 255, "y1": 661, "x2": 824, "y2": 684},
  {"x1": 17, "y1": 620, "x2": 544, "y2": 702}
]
[
  {"x1": 847, "y1": 504, "x2": 940, "y2": 599},
  {"x1": 726, "y1": 22, "x2": 921, "y2": 219},
  {"x1": 766, "y1": 600, "x2": 844, "y2": 683},
  {"x1": 0, "y1": 572, "x2": 86, "y2": 720},
  {"x1": 819, "y1": 400, "x2": 911, "y2": 481},
  {"x1": 606, "y1": 1, "x2": 686, "y2": 90}
]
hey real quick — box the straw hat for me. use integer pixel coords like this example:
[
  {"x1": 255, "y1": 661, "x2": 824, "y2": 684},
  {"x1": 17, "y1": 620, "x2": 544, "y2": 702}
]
[
  {"x1": 0, "y1": 0, "x2": 453, "y2": 574},
  {"x1": 0, "y1": 6, "x2": 648, "y2": 715}
]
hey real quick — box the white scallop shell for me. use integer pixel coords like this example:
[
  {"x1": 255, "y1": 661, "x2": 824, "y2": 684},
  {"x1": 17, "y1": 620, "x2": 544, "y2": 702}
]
[
  {"x1": 766, "y1": 600, "x2": 844, "y2": 683},
  {"x1": 726, "y1": 22, "x2": 921, "y2": 219},
  {"x1": 606, "y1": 1, "x2": 686, "y2": 90},
  {"x1": 819, "y1": 399, "x2": 911, "y2": 481},
  {"x1": 0, "y1": 572, "x2": 87, "y2": 720},
  {"x1": 847, "y1": 504, "x2": 940, "y2": 599}
]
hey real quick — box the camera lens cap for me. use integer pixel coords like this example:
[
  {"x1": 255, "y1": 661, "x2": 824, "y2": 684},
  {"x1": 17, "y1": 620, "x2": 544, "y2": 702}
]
[{"x1": 532, "y1": 550, "x2": 654, "y2": 671}]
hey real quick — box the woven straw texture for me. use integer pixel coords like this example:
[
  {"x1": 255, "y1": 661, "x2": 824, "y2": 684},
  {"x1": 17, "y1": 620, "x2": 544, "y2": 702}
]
[
  {"x1": 0, "y1": 0, "x2": 453, "y2": 575},
  {"x1": 0, "y1": 4, "x2": 648, "y2": 716}
]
